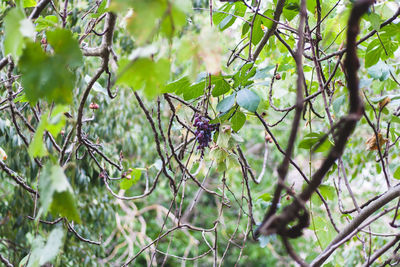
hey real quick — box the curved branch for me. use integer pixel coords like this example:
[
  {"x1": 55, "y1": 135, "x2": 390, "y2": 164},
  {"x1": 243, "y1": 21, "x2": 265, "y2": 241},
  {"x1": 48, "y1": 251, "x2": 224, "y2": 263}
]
[
  {"x1": 255, "y1": 0, "x2": 371, "y2": 239},
  {"x1": 312, "y1": 185, "x2": 400, "y2": 266}
]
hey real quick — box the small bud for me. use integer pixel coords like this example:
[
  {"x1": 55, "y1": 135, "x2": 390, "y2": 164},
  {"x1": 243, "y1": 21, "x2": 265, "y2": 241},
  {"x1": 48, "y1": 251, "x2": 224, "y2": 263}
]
[
  {"x1": 265, "y1": 134, "x2": 273, "y2": 143},
  {"x1": 89, "y1": 102, "x2": 99, "y2": 110},
  {"x1": 41, "y1": 37, "x2": 47, "y2": 45},
  {"x1": 275, "y1": 73, "x2": 281, "y2": 80},
  {"x1": 60, "y1": 130, "x2": 65, "y2": 136}
]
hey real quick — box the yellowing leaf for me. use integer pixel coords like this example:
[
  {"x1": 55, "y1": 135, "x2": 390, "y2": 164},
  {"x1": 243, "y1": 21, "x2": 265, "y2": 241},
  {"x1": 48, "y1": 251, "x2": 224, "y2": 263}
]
[
  {"x1": 378, "y1": 96, "x2": 391, "y2": 110},
  {"x1": 366, "y1": 132, "x2": 388, "y2": 151}
]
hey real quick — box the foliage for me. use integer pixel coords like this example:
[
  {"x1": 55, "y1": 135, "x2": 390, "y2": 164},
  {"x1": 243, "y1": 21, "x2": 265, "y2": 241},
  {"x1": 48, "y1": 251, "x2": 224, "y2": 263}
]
[{"x1": 0, "y1": 0, "x2": 400, "y2": 266}]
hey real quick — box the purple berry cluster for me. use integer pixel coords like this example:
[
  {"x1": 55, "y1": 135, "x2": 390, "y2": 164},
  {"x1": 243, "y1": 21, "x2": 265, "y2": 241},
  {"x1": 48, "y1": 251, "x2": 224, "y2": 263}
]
[{"x1": 193, "y1": 114, "x2": 218, "y2": 154}]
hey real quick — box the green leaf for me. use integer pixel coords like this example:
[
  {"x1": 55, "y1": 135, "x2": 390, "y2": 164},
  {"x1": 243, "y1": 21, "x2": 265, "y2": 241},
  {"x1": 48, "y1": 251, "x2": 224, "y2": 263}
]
[
  {"x1": 120, "y1": 168, "x2": 142, "y2": 190},
  {"x1": 163, "y1": 76, "x2": 191, "y2": 94},
  {"x1": 160, "y1": 5, "x2": 187, "y2": 38},
  {"x1": 257, "y1": 193, "x2": 272, "y2": 202},
  {"x1": 117, "y1": 57, "x2": 171, "y2": 99},
  {"x1": 283, "y1": 0, "x2": 299, "y2": 21},
  {"x1": 319, "y1": 185, "x2": 336, "y2": 201},
  {"x1": 394, "y1": 166, "x2": 400, "y2": 180},
  {"x1": 298, "y1": 132, "x2": 331, "y2": 152},
  {"x1": 183, "y1": 80, "x2": 206, "y2": 100},
  {"x1": 47, "y1": 28, "x2": 83, "y2": 68},
  {"x1": 368, "y1": 60, "x2": 390, "y2": 81},
  {"x1": 312, "y1": 216, "x2": 335, "y2": 249},
  {"x1": 306, "y1": 0, "x2": 316, "y2": 14},
  {"x1": 367, "y1": 13, "x2": 381, "y2": 31},
  {"x1": 333, "y1": 94, "x2": 346, "y2": 114},
  {"x1": 28, "y1": 106, "x2": 67, "y2": 158},
  {"x1": 233, "y1": 63, "x2": 256, "y2": 87},
  {"x1": 112, "y1": 0, "x2": 188, "y2": 43},
  {"x1": 27, "y1": 228, "x2": 64, "y2": 267},
  {"x1": 39, "y1": 163, "x2": 81, "y2": 223},
  {"x1": 365, "y1": 39, "x2": 382, "y2": 68},
  {"x1": 237, "y1": 89, "x2": 260, "y2": 112},
  {"x1": 216, "y1": 94, "x2": 236, "y2": 113},
  {"x1": 212, "y1": 77, "x2": 230, "y2": 97},
  {"x1": 85, "y1": 75, "x2": 108, "y2": 95},
  {"x1": 35, "y1": 15, "x2": 59, "y2": 31},
  {"x1": 23, "y1": 0, "x2": 37, "y2": 8},
  {"x1": 250, "y1": 14, "x2": 264, "y2": 45},
  {"x1": 210, "y1": 108, "x2": 235, "y2": 124},
  {"x1": 20, "y1": 29, "x2": 82, "y2": 104},
  {"x1": 4, "y1": 8, "x2": 26, "y2": 60},
  {"x1": 391, "y1": 115, "x2": 400, "y2": 124},
  {"x1": 231, "y1": 110, "x2": 246, "y2": 132},
  {"x1": 213, "y1": 3, "x2": 233, "y2": 30}
]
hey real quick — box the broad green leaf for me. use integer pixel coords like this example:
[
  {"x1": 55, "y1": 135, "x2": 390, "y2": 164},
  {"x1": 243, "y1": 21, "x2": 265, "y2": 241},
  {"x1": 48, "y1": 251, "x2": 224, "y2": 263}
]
[
  {"x1": 299, "y1": 132, "x2": 321, "y2": 149},
  {"x1": 85, "y1": 75, "x2": 108, "y2": 95},
  {"x1": 213, "y1": 3, "x2": 235, "y2": 31},
  {"x1": 23, "y1": 0, "x2": 36, "y2": 7},
  {"x1": 394, "y1": 166, "x2": 400, "y2": 180},
  {"x1": 20, "y1": 29, "x2": 82, "y2": 104},
  {"x1": 306, "y1": 0, "x2": 316, "y2": 14},
  {"x1": 160, "y1": 5, "x2": 187, "y2": 38},
  {"x1": 257, "y1": 193, "x2": 272, "y2": 202},
  {"x1": 47, "y1": 29, "x2": 83, "y2": 68},
  {"x1": 391, "y1": 115, "x2": 400, "y2": 124},
  {"x1": 298, "y1": 132, "x2": 331, "y2": 152},
  {"x1": 319, "y1": 185, "x2": 336, "y2": 201},
  {"x1": 183, "y1": 80, "x2": 206, "y2": 100},
  {"x1": 27, "y1": 228, "x2": 64, "y2": 267},
  {"x1": 212, "y1": 77, "x2": 230, "y2": 97},
  {"x1": 231, "y1": 110, "x2": 246, "y2": 132},
  {"x1": 210, "y1": 108, "x2": 235, "y2": 124},
  {"x1": 212, "y1": 3, "x2": 233, "y2": 30},
  {"x1": 368, "y1": 60, "x2": 390, "y2": 81},
  {"x1": 163, "y1": 76, "x2": 191, "y2": 94},
  {"x1": 283, "y1": 0, "x2": 299, "y2": 21},
  {"x1": 262, "y1": 9, "x2": 274, "y2": 31},
  {"x1": 233, "y1": 63, "x2": 256, "y2": 87},
  {"x1": 332, "y1": 94, "x2": 346, "y2": 114},
  {"x1": 216, "y1": 94, "x2": 236, "y2": 113},
  {"x1": 366, "y1": 13, "x2": 381, "y2": 31},
  {"x1": 250, "y1": 14, "x2": 264, "y2": 45},
  {"x1": 117, "y1": 57, "x2": 171, "y2": 99},
  {"x1": 237, "y1": 89, "x2": 260, "y2": 112},
  {"x1": 120, "y1": 168, "x2": 142, "y2": 190},
  {"x1": 28, "y1": 106, "x2": 67, "y2": 158},
  {"x1": 312, "y1": 216, "x2": 336, "y2": 249},
  {"x1": 39, "y1": 163, "x2": 81, "y2": 223},
  {"x1": 365, "y1": 36, "x2": 399, "y2": 68},
  {"x1": 35, "y1": 15, "x2": 59, "y2": 31},
  {"x1": 90, "y1": 0, "x2": 107, "y2": 18},
  {"x1": 214, "y1": 2, "x2": 247, "y2": 31},
  {"x1": 4, "y1": 8, "x2": 26, "y2": 59},
  {"x1": 112, "y1": 0, "x2": 189, "y2": 43},
  {"x1": 242, "y1": 22, "x2": 250, "y2": 37}
]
